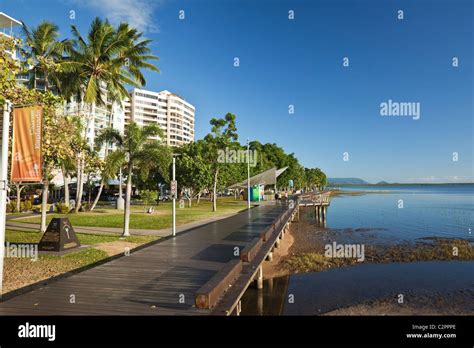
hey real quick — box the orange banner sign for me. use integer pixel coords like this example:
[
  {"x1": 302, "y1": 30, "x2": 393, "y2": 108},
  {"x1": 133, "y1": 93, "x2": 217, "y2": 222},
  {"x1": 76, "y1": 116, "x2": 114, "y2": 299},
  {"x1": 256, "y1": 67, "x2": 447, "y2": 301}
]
[{"x1": 11, "y1": 106, "x2": 43, "y2": 182}]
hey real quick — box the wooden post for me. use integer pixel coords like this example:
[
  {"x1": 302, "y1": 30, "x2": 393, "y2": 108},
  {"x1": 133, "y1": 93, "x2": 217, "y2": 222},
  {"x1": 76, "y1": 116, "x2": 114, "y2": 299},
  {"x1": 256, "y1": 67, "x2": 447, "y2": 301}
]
[
  {"x1": 268, "y1": 277, "x2": 274, "y2": 292},
  {"x1": 257, "y1": 286, "x2": 264, "y2": 314},
  {"x1": 266, "y1": 251, "x2": 273, "y2": 261},
  {"x1": 256, "y1": 266, "x2": 263, "y2": 289}
]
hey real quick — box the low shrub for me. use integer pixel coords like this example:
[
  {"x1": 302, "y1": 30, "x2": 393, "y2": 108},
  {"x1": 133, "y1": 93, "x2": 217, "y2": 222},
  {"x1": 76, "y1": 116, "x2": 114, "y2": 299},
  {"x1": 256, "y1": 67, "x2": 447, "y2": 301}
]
[
  {"x1": 23, "y1": 200, "x2": 32, "y2": 211},
  {"x1": 55, "y1": 202, "x2": 69, "y2": 214}
]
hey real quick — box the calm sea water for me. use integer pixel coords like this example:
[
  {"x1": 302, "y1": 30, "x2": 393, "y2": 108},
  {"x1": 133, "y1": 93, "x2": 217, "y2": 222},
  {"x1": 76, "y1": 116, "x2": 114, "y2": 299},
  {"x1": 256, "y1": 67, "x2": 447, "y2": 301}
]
[
  {"x1": 241, "y1": 261, "x2": 474, "y2": 315},
  {"x1": 240, "y1": 184, "x2": 474, "y2": 315},
  {"x1": 327, "y1": 184, "x2": 473, "y2": 241}
]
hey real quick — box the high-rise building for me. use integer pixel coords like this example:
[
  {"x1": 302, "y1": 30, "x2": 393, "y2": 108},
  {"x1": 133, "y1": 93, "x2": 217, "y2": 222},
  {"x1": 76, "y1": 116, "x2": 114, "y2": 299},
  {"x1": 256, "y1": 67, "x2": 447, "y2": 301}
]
[
  {"x1": 124, "y1": 88, "x2": 195, "y2": 147},
  {"x1": 65, "y1": 89, "x2": 126, "y2": 157}
]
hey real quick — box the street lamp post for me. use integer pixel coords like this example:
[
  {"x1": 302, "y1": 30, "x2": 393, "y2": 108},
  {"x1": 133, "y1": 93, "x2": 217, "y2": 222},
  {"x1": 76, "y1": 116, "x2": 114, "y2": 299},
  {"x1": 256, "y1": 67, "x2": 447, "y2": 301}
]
[
  {"x1": 171, "y1": 154, "x2": 181, "y2": 237},
  {"x1": 247, "y1": 138, "x2": 250, "y2": 210},
  {"x1": 172, "y1": 156, "x2": 176, "y2": 236},
  {"x1": 0, "y1": 101, "x2": 12, "y2": 299}
]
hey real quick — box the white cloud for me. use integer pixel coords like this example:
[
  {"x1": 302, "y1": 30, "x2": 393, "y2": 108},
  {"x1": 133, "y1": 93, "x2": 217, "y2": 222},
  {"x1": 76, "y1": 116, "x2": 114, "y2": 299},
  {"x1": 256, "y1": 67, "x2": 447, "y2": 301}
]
[{"x1": 74, "y1": 0, "x2": 162, "y2": 33}]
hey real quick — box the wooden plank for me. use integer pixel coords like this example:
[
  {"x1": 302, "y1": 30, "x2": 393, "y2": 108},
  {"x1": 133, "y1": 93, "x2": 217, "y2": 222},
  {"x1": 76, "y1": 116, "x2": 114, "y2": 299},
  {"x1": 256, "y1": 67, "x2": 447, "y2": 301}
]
[
  {"x1": 195, "y1": 259, "x2": 242, "y2": 310},
  {"x1": 240, "y1": 238, "x2": 262, "y2": 262},
  {"x1": 211, "y1": 205, "x2": 297, "y2": 315},
  {"x1": 259, "y1": 225, "x2": 274, "y2": 242}
]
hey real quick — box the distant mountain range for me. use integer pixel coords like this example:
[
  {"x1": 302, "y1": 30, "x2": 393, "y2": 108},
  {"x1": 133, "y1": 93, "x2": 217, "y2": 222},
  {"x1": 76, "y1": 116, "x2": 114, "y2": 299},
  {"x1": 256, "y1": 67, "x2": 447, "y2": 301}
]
[
  {"x1": 327, "y1": 178, "x2": 473, "y2": 185},
  {"x1": 327, "y1": 178, "x2": 369, "y2": 185}
]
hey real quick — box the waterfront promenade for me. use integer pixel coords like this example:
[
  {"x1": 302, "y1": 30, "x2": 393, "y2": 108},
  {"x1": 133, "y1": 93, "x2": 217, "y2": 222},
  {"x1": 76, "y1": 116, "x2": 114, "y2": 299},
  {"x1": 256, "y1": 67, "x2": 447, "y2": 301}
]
[{"x1": 0, "y1": 203, "x2": 288, "y2": 315}]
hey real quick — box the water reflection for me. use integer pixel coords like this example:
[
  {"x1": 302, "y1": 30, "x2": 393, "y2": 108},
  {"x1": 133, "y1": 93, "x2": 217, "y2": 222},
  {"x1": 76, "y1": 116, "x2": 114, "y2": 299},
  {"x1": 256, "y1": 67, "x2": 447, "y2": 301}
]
[
  {"x1": 240, "y1": 276, "x2": 290, "y2": 315},
  {"x1": 240, "y1": 261, "x2": 474, "y2": 315}
]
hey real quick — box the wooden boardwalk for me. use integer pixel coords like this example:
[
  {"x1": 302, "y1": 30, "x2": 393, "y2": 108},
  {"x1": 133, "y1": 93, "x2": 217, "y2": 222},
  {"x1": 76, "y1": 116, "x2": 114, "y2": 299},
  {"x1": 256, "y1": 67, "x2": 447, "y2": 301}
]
[{"x1": 0, "y1": 203, "x2": 289, "y2": 315}]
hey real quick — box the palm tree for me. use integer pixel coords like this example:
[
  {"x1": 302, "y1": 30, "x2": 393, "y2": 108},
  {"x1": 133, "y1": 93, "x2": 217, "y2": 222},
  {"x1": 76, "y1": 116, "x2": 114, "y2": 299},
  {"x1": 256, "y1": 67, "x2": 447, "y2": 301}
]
[
  {"x1": 90, "y1": 128, "x2": 125, "y2": 211},
  {"x1": 22, "y1": 21, "x2": 70, "y2": 232},
  {"x1": 21, "y1": 21, "x2": 71, "y2": 91},
  {"x1": 61, "y1": 17, "x2": 159, "y2": 213},
  {"x1": 90, "y1": 150, "x2": 125, "y2": 211},
  {"x1": 99, "y1": 122, "x2": 171, "y2": 236}
]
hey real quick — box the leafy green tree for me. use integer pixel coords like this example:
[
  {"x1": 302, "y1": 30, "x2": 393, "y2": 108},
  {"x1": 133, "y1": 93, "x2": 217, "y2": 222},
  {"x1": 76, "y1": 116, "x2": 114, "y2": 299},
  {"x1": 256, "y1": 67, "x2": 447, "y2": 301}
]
[
  {"x1": 304, "y1": 168, "x2": 327, "y2": 191},
  {"x1": 140, "y1": 189, "x2": 157, "y2": 212},
  {"x1": 1, "y1": 36, "x2": 73, "y2": 231},
  {"x1": 204, "y1": 113, "x2": 238, "y2": 212},
  {"x1": 176, "y1": 140, "x2": 213, "y2": 207}
]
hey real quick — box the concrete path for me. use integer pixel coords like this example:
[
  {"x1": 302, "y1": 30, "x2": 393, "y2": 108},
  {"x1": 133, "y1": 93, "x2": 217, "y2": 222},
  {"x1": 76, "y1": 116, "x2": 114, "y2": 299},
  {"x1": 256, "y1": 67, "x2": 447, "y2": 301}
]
[{"x1": 5, "y1": 212, "x2": 242, "y2": 237}]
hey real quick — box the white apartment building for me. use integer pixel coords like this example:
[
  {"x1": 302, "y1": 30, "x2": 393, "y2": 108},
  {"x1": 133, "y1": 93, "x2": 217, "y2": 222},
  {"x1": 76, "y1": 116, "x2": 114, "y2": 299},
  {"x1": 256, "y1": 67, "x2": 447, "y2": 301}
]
[
  {"x1": 0, "y1": 12, "x2": 21, "y2": 59},
  {"x1": 65, "y1": 92, "x2": 125, "y2": 157},
  {"x1": 124, "y1": 88, "x2": 195, "y2": 147},
  {"x1": 0, "y1": 12, "x2": 21, "y2": 152}
]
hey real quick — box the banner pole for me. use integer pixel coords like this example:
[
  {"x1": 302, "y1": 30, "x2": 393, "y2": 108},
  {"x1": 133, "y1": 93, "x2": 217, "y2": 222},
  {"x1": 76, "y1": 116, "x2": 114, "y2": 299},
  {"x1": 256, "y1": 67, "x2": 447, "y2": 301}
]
[{"x1": 0, "y1": 100, "x2": 12, "y2": 300}]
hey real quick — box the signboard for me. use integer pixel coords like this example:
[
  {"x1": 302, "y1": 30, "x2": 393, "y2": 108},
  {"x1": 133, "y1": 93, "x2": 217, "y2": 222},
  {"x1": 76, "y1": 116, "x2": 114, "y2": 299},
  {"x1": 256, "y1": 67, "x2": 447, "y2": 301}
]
[
  {"x1": 38, "y1": 218, "x2": 81, "y2": 252},
  {"x1": 170, "y1": 180, "x2": 178, "y2": 199},
  {"x1": 11, "y1": 106, "x2": 43, "y2": 182}
]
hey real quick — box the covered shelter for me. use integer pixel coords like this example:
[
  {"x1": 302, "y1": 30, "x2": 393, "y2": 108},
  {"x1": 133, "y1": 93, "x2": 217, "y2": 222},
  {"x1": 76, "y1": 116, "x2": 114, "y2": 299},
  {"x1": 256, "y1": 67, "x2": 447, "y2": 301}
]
[{"x1": 228, "y1": 167, "x2": 288, "y2": 201}]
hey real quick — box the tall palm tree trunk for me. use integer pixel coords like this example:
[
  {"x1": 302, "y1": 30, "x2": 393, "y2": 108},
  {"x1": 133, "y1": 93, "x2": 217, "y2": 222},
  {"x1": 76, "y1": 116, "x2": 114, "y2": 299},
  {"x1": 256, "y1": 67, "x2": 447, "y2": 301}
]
[
  {"x1": 74, "y1": 156, "x2": 84, "y2": 213},
  {"x1": 75, "y1": 102, "x2": 95, "y2": 213},
  {"x1": 90, "y1": 180, "x2": 104, "y2": 211},
  {"x1": 123, "y1": 164, "x2": 133, "y2": 237}
]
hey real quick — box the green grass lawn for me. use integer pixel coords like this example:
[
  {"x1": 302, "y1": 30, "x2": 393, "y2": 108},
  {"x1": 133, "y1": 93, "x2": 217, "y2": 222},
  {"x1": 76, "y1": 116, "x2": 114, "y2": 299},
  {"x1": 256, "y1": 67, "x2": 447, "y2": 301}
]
[
  {"x1": 6, "y1": 212, "x2": 28, "y2": 217},
  {"x1": 14, "y1": 197, "x2": 248, "y2": 230},
  {"x1": 4, "y1": 229, "x2": 159, "y2": 293},
  {"x1": 5, "y1": 229, "x2": 158, "y2": 245}
]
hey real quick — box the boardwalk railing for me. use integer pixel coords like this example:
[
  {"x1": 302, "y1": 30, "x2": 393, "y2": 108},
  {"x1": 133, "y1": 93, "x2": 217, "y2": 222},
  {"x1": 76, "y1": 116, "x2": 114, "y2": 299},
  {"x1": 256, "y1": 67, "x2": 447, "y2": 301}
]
[
  {"x1": 298, "y1": 192, "x2": 331, "y2": 205},
  {"x1": 211, "y1": 202, "x2": 299, "y2": 315},
  {"x1": 195, "y1": 260, "x2": 243, "y2": 310}
]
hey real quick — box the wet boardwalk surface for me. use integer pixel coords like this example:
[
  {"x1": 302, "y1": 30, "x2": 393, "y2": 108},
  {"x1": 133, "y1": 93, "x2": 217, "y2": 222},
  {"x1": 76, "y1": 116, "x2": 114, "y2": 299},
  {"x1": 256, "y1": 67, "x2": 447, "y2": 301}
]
[{"x1": 0, "y1": 203, "x2": 286, "y2": 315}]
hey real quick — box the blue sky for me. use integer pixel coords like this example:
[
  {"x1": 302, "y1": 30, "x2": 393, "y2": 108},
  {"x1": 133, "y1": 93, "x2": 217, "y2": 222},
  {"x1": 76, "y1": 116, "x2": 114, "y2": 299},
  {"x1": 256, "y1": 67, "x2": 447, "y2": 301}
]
[{"x1": 2, "y1": 0, "x2": 473, "y2": 183}]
